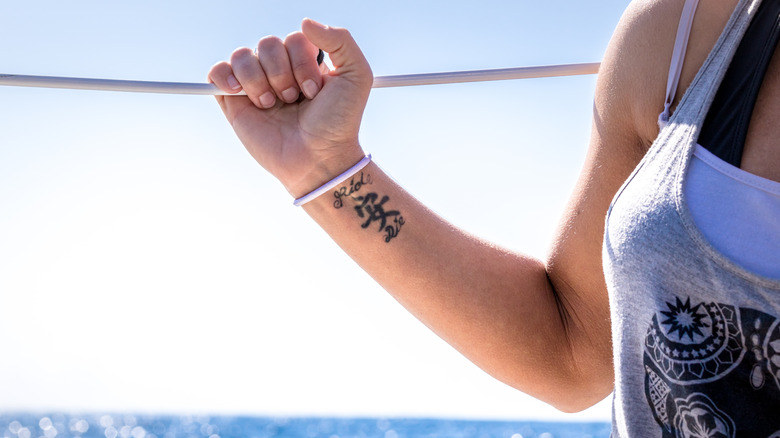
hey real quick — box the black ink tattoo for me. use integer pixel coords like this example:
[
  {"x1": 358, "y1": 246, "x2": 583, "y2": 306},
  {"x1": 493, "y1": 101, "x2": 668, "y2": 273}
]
[
  {"x1": 354, "y1": 193, "x2": 396, "y2": 230},
  {"x1": 333, "y1": 175, "x2": 404, "y2": 243},
  {"x1": 384, "y1": 216, "x2": 405, "y2": 243},
  {"x1": 333, "y1": 172, "x2": 373, "y2": 209},
  {"x1": 353, "y1": 193, "x2": 405, "y2": 243}
]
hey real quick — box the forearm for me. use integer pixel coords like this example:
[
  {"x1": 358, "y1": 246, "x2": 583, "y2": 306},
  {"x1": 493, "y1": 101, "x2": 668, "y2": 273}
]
[
  {"x1": 208, "y1": 21, "x2": 609, "y2": 411},
  {"x1": 301, "y1": 160, "x2": 581, "y2": 407}
]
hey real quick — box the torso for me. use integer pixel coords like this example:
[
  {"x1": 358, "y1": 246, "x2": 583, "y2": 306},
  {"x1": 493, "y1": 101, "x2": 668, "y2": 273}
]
[{"x1": 604, "y1": 3, "x2": 780, "y2": 435}]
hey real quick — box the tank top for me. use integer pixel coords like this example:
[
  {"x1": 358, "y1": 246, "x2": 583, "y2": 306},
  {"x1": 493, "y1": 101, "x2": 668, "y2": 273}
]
[{"x1": 603, "y1": 0, "x2": 780, "y2": 436}]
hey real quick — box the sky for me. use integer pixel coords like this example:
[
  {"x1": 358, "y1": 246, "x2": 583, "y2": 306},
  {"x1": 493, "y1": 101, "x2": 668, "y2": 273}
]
[{"x1": 0, "y1": 0, "x2": 629, "y2": 422}]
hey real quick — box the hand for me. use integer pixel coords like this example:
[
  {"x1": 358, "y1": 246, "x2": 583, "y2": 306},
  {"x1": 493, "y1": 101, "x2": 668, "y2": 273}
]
[{"x1": 208, "y1": 19, "x2": 373, "y2": 198}]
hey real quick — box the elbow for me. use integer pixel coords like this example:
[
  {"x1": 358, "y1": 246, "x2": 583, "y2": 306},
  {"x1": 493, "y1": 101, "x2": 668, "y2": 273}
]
[
  {"x1": 542, "y1": 377, "x2": 614, "y2": 414},
  {"x1": 501, "y1": 367, "x2": 614, "y2": 414},
  {"x1": 549, "y1": 390, "x2": 611, "y2": 414}
]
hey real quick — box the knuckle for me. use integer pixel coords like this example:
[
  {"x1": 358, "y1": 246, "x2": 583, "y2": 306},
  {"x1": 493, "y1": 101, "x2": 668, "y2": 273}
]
[
  {"x1": 290, "y1": 57, "x2": 309, "y2": 71},
  {"x1": 230, "y1": 47, "x2": 255, "y2": 63},
  {"x1": 284, "y1": 31, "x2": 306, "y2": 45},
  {"x1": 264, "y1": 69, "x2": 289, "y2": 84},
  {"x1": 209, "y1": 61, "x2": 232, "y2": 75},
  {"x1": 257, "y1": 35, "x2": 284, "y2": 52},
  {"x1": 333, "y1": 27, "x2": 352, "y2": 39}
]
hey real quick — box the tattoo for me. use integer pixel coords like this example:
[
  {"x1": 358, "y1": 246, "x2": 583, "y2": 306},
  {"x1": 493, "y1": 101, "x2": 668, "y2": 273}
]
[
  {"x1": 353, "y1": 193, "x2": 405, "y2": 243},
  {"x1": 333, "y1": 171, "x2": 373, "y2": 208},
  {"x1": 333, "y1": 173, "x2": 404, "y2": 243},
  {"x1": 384, "y1": 216, "x2": 405, "y2": 243}
]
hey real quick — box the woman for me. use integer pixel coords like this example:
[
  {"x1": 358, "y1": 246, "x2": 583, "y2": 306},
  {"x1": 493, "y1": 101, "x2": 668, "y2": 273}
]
[{"x1": 207, "y1": 0, "x2": 780, "y2": 435}]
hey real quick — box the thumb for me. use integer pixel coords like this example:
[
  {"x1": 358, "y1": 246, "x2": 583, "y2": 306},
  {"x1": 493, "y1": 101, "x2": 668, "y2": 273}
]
[{"x1": 302, "y1": 18, "x2": 373, "y2": 85}]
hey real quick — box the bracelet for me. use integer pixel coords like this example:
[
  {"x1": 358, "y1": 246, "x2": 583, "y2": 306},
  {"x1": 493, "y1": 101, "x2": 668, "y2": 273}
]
[{"x1": 293, "y1": 154, "x2": 372, "y2": 207}]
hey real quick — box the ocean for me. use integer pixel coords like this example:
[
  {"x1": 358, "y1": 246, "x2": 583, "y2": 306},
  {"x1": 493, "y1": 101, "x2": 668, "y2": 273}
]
[{"x1": 1, "y1": 414, "x2": 610, "y2": 438}]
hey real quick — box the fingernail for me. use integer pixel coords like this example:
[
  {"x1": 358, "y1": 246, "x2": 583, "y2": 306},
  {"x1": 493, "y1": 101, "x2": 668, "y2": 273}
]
[
  {"x1": 302, "y1": 79, "x2": 319, "y2": 99},
  {"x1": 282, "y1": 87, "x2": 299, "y2": 103},
  {"x1": 227, "y1": 74, "x2": 241, "y2": 91},
  {"x1": 260, "y1": 92, "x2": 275, "y2": 108}
]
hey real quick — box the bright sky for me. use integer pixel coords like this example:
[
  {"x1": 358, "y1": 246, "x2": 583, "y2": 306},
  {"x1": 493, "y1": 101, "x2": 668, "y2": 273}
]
[{"x1": 0, "y1": 0, "x2": 628, "y2": 422}]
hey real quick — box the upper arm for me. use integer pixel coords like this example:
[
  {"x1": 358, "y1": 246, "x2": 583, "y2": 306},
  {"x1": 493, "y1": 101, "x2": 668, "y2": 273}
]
[{"x1": 543, "y1": 0, "x2": 683, "y2": 406}]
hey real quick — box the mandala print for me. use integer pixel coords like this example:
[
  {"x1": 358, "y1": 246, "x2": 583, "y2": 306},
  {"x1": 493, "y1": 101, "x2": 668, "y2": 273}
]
[
  {"x1": 673, "y1": 393, "x2": 733, "y2": 438},
  {"x1": 643, "y1": 297, "x2": 780, "y2": 437},
  {"x1": 645, "y1": 299, "x2": 744, "y2": 385}
]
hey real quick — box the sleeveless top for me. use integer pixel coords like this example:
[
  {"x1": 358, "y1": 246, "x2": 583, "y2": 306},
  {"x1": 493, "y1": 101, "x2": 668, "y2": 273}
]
[{"x1": 603, "y1": 0, "x2": 780, "y2": 436}]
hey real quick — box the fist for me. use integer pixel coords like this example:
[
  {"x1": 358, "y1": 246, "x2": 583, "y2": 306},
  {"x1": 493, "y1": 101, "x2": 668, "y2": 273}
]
[{"x1": 208, "y1": 19, "x2": 373, "y2": 198}]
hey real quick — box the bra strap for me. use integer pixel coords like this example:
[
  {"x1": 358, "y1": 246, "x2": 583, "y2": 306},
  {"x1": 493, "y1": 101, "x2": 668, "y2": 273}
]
[{"x1": 659, "y1": 0, "x2": 701, "y2": 128}]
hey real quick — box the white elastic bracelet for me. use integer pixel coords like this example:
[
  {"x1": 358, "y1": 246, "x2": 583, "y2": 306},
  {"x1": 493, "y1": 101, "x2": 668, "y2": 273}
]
[{"x1": 293, "y1": 154, "x2": 372, "y2": 207}]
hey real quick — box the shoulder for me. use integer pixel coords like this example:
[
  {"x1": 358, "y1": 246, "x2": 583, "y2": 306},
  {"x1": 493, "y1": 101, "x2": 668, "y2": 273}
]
[
  {"x1": 596, "y1": 0, "x2": 739, "y2": 148},
  {"x1": 595, "y1": 0, "x2": 690, "y2": 149}
]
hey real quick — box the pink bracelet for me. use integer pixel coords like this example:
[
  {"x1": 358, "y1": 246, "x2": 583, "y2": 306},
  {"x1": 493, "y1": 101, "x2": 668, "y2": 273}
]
[{"x1": 293, "y1": 154, "x2": 372, "y2": 207}]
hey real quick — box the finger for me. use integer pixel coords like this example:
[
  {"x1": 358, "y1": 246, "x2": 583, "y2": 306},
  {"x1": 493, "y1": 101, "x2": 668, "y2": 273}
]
[
  {"x1": 256, "y1": 36, "x2": 300, "y2": 104},
  {"x1": 301, "y1": 19, "x2": 373, "y2": 87},
  {"x1": 207, "y1": 61, "x2": 243, "y2": 94},
  {"x1": 284, "y1": 31, "x2": 323, "y2": 100},
  {"x1": 230, "y1": 47, "x2": 276, "y2": 109}
]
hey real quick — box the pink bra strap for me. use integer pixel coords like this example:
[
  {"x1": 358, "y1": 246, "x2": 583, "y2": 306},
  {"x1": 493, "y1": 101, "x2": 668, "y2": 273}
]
[{"x1": 659, "y1": 0, "x2": 701, "y2": 128}]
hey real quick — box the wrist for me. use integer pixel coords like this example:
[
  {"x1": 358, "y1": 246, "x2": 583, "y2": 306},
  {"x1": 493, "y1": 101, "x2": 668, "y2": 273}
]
[
  {"x1": 293, "y1": 153, "x2": 372, "y2": 207},
  {"x1": 285, "y1": 147, "x2": 367, "y2": 200}
]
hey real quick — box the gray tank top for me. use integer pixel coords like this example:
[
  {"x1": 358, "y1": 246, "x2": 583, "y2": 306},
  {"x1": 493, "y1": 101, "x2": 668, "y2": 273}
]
[{"x1": 603, "y1": 0, "x2": 780, "y2": 436}]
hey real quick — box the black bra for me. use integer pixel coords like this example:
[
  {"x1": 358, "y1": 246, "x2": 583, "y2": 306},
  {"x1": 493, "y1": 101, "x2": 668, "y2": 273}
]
[{"x1": 698, "y1": 0, "x2": 780, "y2": 167}]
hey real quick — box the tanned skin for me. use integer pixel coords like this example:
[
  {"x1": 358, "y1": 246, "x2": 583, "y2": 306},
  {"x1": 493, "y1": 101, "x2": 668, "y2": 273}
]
[{"x1": 208, "y1": 0, "x2": 779, "y2": 412}]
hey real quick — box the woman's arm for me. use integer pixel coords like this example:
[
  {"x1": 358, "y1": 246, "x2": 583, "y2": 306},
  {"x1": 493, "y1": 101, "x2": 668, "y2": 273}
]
[{"x1": 207, "y1": 7, "x2": 666, "y2": 412}]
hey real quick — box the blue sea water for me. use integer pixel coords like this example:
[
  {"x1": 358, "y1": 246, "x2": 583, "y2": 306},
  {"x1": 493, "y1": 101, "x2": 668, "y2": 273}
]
[{"x1": 0, "y1": 414, "x2": 610, "y2": 438}]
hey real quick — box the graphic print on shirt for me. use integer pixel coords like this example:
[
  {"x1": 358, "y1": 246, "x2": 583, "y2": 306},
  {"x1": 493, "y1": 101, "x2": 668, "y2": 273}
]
[{"x1": 643, "y1": 296, "x2": 780, "y2": 437}]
